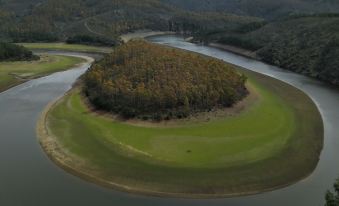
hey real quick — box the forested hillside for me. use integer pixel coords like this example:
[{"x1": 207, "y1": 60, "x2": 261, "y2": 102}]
[
  {"x1": 0, "y1": 0, "x2": 174, "y2": 42},
  {"x1": 84, "y1": 40, "x2": 247, "y2": 120},
  {"x1": 250, "y1": 15, "x2": 339, "y2": 85},
  {"x1": 162, "y1": 0, "x2": 339, "y2": 19},
  {"x1": 0, "y1": 0, "x2": 261, "y2": 43},
  {"x1": 203, "y1": 15, "x2": 339, "y2": 86}
]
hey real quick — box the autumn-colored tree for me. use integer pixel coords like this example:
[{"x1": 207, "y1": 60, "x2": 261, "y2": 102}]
[{"x1": 84, "y1": 40, "x2": 247, "y2": 120}]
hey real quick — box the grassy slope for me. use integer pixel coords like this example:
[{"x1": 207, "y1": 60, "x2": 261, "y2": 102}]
[
  {"x1": 0, "y1": 55, "x2": 85, "y2": 92},
  {"x1": 43, "y1": 68, "x2": 323, "y2": 197},
  {"x1": 17, "y1": 43, "x2": 113, "y2": 53}
]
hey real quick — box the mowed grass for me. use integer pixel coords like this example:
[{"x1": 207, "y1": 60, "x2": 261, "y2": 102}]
[
  {"x1": 0, "y1": 55, "x2": 85, "y2": 92},
  {"x1": 17, "y1": 43, "x2": 113, "y2": 53},
  {"x1": 45, "y1": 69, "x2": 323, "y2": 197}
]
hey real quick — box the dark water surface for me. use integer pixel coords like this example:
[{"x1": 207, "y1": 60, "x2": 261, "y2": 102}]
[{"x1": 0, "y1": 38, "x2": 338, "y2": 206}]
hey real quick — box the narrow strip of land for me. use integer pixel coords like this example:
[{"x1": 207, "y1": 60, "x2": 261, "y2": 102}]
[{"x1": 0, "y1": 54, "x2": 87, "y2": 92}]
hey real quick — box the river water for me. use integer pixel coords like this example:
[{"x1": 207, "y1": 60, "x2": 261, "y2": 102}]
[{"x1": 0, "y1": 37, "x2": 338, "y2": 206}]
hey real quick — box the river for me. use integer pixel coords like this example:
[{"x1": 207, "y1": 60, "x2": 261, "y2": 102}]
[{"x1": 0, "y1": 37, "x2": 338, "y2": 206}]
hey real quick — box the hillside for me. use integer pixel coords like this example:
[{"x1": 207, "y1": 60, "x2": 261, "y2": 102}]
[
  {"x1": 0, "y1": 0, "x2": 174, "y2": 42},
  {"x1": 0, "y1": 0, "x2": 262, "y2": 43},
  {"x1": 201, "y1": 15, "x2": 339, "y2": 86},
  {"x1": 161, "y1": 0, "x2": 339, "y2": 19},
  {"x1": 84, "y1": 40, "x2": 247, "y2": 120},
  {"x1": 250, "y1": 16, "x2": 339, "y2": 85},
  {"x1": 4, "y1": 0, "x2": 339, "y2": 20}
]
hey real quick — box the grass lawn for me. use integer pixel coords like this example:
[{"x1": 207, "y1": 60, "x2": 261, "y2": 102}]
[
  {"x1": 17, "y1": 43, "x2": 113, "y2": 53},
  {"x1": 0, "y1": 55, "x2": 86, "y2": 92},
  {"x1": 40, "y1": 68, "x2": 323, "y2": 197}
]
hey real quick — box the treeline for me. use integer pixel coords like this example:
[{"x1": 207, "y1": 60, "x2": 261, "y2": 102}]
[
  {"x1": 84, "y1": 40, "x2": 247, "y2": 120},
  {"x1": 66, "y1": 35, "x2": 118, "y2": 47},
  {"x1": 0, "y1": 42, "x2": 39, "y2": 61}
]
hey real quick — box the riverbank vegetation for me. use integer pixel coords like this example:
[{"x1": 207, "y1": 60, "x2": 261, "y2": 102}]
[
  {"x1": 66, "y1": 35, "x2": 118, "y2": 47},
  {"x1": 0, "y1": 54, "x2": 85, "y2": 92},
  {"x1": 84, "y1": 40, "x2": 247, "y2": 120},
  {"x1": 0, "y1": 42, "x2": 39, "y2": 62},
  {"x1": 39, "y1": 67, "x2": 323, "y2": 197}
]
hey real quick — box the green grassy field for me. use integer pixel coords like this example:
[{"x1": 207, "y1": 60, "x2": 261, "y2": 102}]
[
  {"x1": 0, "y1": 55, "x2": 86, "y2": 92},
  {"x1": 41, "y1": 69, "x2": 323, "y2": 197},
  {"x1": 17, "y1": 43, "x2": 113, "y2": 53}
]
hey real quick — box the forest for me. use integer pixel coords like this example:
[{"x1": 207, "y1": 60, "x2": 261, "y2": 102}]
[
  {"x1": 161, "y1": 0, "x2": 339, "y2": 19},
  {"x1": 0, "y1": 42, "x2": 38, "y2": 61},
  {"x1": 0, "y1": 0, "x2": 263, "y2": 44},
  {"x1": 191, "y1": 15, "x2": 339, "y2": 86},
  {"x1": 84, "y1": 40, "x2": 247, "y2": 120}
]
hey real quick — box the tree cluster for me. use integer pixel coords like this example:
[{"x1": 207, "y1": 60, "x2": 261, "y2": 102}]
[
  {"x1": 66, "y1": 35, "x2": 118, "y2": 47},
  {"x1": 84, "y1": 40, "x2": 247, "y2": 120},
  {"x1": 325, "y1": 179, "x2": 339, "y2": 206},
  {"x1": 0, "y1": 42, "x2": 39, "y2": 61}
]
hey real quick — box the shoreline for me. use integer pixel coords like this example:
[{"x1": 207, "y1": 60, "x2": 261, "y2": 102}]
[
  {"x1": 37, "y1": 100, "x2": 319, "y2": 199},
  {"x1": 0, "y1": 54, "x2": 93, "y2": 94},
  {"x1": 208, "y1": 43, "x2": 258, "y2": 59},
  {"x1": 120, "y1": 30, "x2": 175, "y2": 43}
]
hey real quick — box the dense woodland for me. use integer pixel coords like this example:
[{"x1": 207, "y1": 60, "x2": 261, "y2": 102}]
[
  {"x1": 161, "y1": 0, "x2": 339, "y2": 20},
  {"x1": 0, "y1": 42, "x2": 38, "y2": 61},
  {"x1": 0, "y1": 0, "x2": 261, "y2": 44},
  {"x1": 84, "y1": 41, "x2": 247, "y2": 120},
  {"x1": 192, "y1": 15, "x2": 339, "y2": 86},
  {"x1": 251, "y1": 16, "x2": 339, "y2": 85}
]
